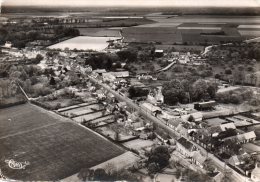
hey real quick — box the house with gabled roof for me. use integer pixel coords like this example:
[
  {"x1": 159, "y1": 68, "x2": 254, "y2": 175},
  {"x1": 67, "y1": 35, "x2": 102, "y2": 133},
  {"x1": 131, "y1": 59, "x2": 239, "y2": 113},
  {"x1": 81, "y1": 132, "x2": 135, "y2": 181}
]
[
  {"x1": 223, "y1": 131, "x2": 256, "y2": 144},
  {"x1": 191, "y1": 151, "x2": 207, "y2": 168},
  {"x1": 166, "y1": 118, "x2": 182, "y2": 131},
  {"x1": 228, "y1": 155, "x2": 246, "y2": 166},
  {"x1": 176, "y1": 137, "x2": 197, "y2": 157}
]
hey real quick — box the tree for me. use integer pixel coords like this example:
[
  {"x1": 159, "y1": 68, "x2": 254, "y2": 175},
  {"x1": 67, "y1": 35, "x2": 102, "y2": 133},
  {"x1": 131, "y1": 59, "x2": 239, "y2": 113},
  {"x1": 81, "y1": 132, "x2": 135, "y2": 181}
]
[
  {"x1": 78, "y1": 168, "x2": 94, "y2": 181},
  {"x1": 232, "y1": 69, "x2": 245, "y2": 85},
  {"x1": 128, "y1": 86, "x2": 149, "y2": 99},
  {"x1": 249, "y1": 73, "x2": 257, "y2": 85},
  {"x1": 34, "y1": 54, "x2": 44, "y2": 64},
  {"x1": 147, "y1": 162, "x2": 160, "y2": 174},
  {"x1": 225, "y1": 69, "x2": 232, "y2": 75},
  {"x1": 158, "y1": 72, "x2": 168, "y2": 80},
  {"x1": 114, "y1": 131, "x2": 120, "y2": 141},
  {"x1": 93, "y1": 168, "x2": 108, "y2": 181},
  {"x1": 117, "y1": 49, "x2": 137, "y2": 62},
  {"x1": 49, "y1": 76, "x2": 56, "y2": 85},
  {"x1": 147, "y1": 145, "x2": 171, "y2": 170},
  {"x1": 23, "y1": 79, "x2": 32, "y2": 93},
  {"x1": 184, "y1": 169, "x2": 211, "y2": 182},
  {"x1": 207, "y1": 84, "x2": 217, "y2": 99},
  {"x1": 191, "y1": 79, "x2": 208, "y2": 101},
  {"x1": 188, "y1": 115, "x2": 195, "y2": 123},
  {"x1": 162, "y1": 79, "x2": 187, "y2": 105},
  {"x1": 203, "y1": 159, "x2": 215, "y2": 174}
]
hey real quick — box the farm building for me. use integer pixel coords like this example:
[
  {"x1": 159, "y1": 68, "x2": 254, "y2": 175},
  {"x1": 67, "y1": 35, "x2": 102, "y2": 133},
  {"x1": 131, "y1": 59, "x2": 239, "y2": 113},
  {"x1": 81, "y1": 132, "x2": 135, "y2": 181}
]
[
  {"x1": 208, "y1": 122, "x2": 236, "y2": 137},
  {"x1": 194, "y1": 101, "x2": 216, "y2": 111},
  {"x1": 182, "y1": 112, "x2": 203, "y2": 122},
  {"x1": 140, "y1": 102, "x2": 162, "y2": 117},
  {"x1": 223, "y1": 131, "x2": 256, "y2": 144},
  {"x1": 109, "y1": 71, "x2": 130, "y2": 78},
  {"x1": 154, "y1": 49, "x2": 164, "y2": 57}
]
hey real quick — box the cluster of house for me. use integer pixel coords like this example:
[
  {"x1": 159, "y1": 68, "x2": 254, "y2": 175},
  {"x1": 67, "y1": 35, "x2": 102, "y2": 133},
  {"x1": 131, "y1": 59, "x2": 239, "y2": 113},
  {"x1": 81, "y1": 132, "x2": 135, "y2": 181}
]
[
  {"x1": 166, "y1": 111, "x2": 260, "y2": 178},
  {"x1": 133, "y1": 85, "x2": 260, "y2": 179}
]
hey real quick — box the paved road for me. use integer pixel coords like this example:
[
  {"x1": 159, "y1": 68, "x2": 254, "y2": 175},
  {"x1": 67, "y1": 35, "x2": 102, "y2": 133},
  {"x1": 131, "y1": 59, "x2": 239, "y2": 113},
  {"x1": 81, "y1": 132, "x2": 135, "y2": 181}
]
[
  {"x1": 89, "y1": 76, "x2": 179, "y2": 138},
  {"x1": 88, "y1": 75, "x2": 251, "y2": 182}
]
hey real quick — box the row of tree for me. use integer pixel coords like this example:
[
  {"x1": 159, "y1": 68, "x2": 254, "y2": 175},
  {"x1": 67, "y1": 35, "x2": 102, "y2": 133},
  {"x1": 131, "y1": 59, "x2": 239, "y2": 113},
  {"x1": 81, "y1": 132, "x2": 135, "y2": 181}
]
[
  {"x1": 0, "y1": 24, "x2": 79, "y2": 48},
  {"x1": 77, "y1": 167, "x2": 139, "y2": 181}
]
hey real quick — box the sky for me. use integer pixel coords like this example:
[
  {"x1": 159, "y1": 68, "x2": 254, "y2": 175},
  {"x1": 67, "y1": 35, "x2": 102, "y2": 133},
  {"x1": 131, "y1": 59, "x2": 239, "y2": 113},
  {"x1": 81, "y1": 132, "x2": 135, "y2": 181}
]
[{"x1": 1, "y1": 0, "x2": 260, "y2": 7}]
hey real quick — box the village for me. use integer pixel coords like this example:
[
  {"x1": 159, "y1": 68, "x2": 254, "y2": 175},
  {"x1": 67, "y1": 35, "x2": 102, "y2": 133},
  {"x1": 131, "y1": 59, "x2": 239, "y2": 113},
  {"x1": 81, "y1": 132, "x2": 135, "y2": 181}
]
[
  {"x1": 2, "y1": 5, "x2": 260, "y2": 181},
  {"x1": 1, "y1": 32, "x2": 260, "y2": 182}
]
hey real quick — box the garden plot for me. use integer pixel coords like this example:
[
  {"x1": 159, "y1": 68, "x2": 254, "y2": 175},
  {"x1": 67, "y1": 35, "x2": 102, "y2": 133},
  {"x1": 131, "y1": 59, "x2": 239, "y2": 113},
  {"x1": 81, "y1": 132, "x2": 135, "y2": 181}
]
[
  {"x1": 123, "y1": 139, "x2": 155, "y2": 151},
  {"x1": 73, "y1": 111, "x2": 108, "y2": 123},
  {"x1": 60, "y1": 104, "x2": 101, "y2": 116},
  {"x1": 57, "y1": 102, "x2": 96, "y2": 112},
  {"x1": 89, "y1": 115, "x2": 115, "y2": 127},
  {"x1": 98, "y1": 126, "x2": 137, "y2": 142}
]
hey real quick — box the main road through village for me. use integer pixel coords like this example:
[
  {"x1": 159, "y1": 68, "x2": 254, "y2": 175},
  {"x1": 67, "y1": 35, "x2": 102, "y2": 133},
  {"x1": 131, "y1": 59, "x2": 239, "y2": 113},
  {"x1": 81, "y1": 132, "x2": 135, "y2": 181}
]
[{"x1": 88, "y1": 75, "x2": 251, "y2": 182}]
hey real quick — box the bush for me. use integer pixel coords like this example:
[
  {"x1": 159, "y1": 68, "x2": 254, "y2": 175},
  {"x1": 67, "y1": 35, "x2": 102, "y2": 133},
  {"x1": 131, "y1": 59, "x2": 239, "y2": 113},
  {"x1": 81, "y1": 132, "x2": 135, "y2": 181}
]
[
  {"x1": 216, "y1": 88, "x2": 253, "y2": 104},
  {"x1": 225, "y1": 69, "x2": 232, "y2": 75},
  {"x1": 247, "y1": 66, "x2": 254, "y2": 72},
  {"x1": 215, "y1": 74, "x2": 221, "y2": 79}
]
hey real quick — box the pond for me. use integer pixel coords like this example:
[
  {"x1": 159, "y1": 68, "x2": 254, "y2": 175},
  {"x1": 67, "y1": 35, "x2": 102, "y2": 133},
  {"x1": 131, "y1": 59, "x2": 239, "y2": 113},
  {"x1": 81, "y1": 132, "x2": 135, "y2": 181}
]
[{"x1": 48, "y1": 36, "x2": 121, "y2": 51}]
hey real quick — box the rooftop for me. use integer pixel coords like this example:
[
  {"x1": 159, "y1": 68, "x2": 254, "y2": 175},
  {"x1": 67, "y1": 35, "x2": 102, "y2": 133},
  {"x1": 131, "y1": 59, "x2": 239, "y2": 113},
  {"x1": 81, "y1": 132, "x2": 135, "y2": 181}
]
[{"x1": 177, "y1": 137, "x2": 194, "y2": 151}]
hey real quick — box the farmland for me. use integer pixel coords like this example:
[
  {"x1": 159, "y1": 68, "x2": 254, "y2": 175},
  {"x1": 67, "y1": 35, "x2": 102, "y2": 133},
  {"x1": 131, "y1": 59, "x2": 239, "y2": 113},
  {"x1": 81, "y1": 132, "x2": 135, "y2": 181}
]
[
  {"x1": 121, "y1": 15, "x2": 260, "y2": 45},
  {"x1": 122, "y1": 27, "x2": 182, "y2": 44},
  {"x1": 122, "y1": 25, "x2": 242, "y2": 45},
  {"x1": 0, "y1": 104, "x2": 124, "y2": 181},
  {"x1": 78, "y1": 27, "x2": 120, "y2": 37},
  {"x1": 146, "y1": 15, "x2": 260, "y2": 24}
]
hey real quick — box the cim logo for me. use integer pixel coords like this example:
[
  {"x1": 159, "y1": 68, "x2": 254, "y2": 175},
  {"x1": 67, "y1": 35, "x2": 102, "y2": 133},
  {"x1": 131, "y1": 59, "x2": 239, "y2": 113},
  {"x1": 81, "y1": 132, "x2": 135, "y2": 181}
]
[
  {"x1": 5, "y1": 159, "x2": 30, "y2": 170},
  {"x1": 0, "y1": 169, "x2": 7, "y2": 179}
]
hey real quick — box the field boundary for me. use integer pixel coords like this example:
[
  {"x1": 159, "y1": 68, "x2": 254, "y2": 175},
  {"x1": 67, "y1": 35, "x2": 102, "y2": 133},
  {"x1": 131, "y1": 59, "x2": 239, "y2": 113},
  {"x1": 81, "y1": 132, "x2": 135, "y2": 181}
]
[{"x1": 57, "y1": 102, "x2": 98, "y2": 112}]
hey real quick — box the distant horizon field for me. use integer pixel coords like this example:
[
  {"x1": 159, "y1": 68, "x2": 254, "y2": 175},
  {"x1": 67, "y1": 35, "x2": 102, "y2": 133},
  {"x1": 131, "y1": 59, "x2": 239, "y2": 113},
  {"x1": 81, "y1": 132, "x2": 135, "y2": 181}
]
[
  {"x1": 0, "y1": 103, "x2": 124, "y2": 181},
  {"x1": 78, "y1": 27, "x2": 120, "y2": 37},
  {"x1": 48, "y1": 36, "x2": 120, "y2": 51}
]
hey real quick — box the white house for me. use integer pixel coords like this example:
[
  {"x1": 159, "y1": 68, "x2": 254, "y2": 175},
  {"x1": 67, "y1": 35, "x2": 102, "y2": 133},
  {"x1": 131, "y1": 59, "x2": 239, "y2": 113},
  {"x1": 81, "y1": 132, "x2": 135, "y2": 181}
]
[{"x1": 191, "y1": 151, "x2": 207, "y2": 169}]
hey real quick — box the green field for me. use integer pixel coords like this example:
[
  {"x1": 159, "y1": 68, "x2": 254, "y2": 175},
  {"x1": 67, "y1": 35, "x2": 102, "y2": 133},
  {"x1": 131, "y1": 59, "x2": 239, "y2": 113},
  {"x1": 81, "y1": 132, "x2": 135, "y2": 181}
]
[{"x1": 0, "y1": 104, "x2": 124, "y2": 181}]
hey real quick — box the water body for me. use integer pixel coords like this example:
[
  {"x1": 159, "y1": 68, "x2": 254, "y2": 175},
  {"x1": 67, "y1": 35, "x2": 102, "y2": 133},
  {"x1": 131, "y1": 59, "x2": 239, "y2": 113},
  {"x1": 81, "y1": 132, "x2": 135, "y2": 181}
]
[{"x1": 48, "y1": 36, "x2": 121, "y2": 51}]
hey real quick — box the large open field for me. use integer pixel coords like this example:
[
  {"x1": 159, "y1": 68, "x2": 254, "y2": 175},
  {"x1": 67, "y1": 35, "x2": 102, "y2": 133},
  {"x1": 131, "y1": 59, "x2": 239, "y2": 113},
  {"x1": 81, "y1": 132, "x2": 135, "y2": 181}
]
[{"x1": 0, "y1": 104, "x2": 124, "y2": 181}]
